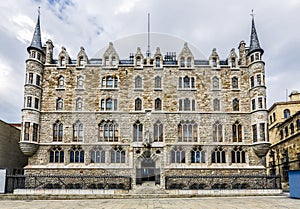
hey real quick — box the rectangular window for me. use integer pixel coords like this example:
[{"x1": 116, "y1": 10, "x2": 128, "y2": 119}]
[
  {"x1": 34, "y1": 98, "x2": 39, "y2": 109},
  {"x1": 27, "y1": 96, "x2": 32, "y2": 108},
  {"x1": 114, "y1": 99, "x2": 118, "y2": 111},
  {"x1": 250, "y1": 76, "x2": 254, "y2": 88},
  {"x1": 251, "y1": 99, "x2": 256, "y2": 111},
  {"x1": 28, "y1": 73, "x2": 33, "y2": 84},
  {"x1": 257, "y1": 74, "x2": 262, "y2": 86},
  {"x1": 24, "y1": 122, "x2": 30, "y2": 141},
  {"x1": 258, "y1": 97, "x2": 263, "y2": 109},
  {"x1": 179, "y1": 99, "x2": 182, "y2": 111},
  {"x1": 192, "y1": 100, "x2": 195, "y2": 111},
  {"x1": 178, "y1": 77, "x2": 182, "y2": 88},
  {"x1": 32, "y1": 123, "x2": 38, "y2": 142},
  {"x1": 260, "y1": 123, "x2": 266, "y2": 141},
  {"x1": 252, "y1": 124, "x2": 257, "y2": 143},
  {"x1": 36, "y1": 75, "x2": 40, "y2": 86}
]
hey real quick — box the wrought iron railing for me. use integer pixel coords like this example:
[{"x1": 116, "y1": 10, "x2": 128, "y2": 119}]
[
  {"x1": 165, "y1": 175, "x2": 281, "y2": 190},
  {"x1": 6, "y1": 175, "x2": 132, "y2": 193}
]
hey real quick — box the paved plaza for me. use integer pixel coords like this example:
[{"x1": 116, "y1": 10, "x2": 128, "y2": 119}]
[{"x1": 0, "y1": 195, "x2": 299, "y2": 209}]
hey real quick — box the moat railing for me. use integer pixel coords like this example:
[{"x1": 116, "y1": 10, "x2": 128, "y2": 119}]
[
  {"x1": 165, "y1": 175, "x2": 281, "y2": 190},
  {"x1": 5, "y1": 175, "x2": 132, "y2": 193}
]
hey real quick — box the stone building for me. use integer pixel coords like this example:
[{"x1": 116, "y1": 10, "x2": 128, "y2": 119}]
[
  {"x1": 267, "y1": 91, "x2": 300, "y2": 189},
  {"x1": 19, "y1": 12, "x2": 271, "y2": 190},
  {"x1": 0, "y1": 120, "x2": 27, "y2": 175}
]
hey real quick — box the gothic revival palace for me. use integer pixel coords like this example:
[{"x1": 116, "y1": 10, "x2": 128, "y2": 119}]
[{"x1": 19, "y1": 13, "x2": 272, "y2": 189}]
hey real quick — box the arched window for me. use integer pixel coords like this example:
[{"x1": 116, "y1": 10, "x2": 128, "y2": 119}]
[
  {"x1": 154, "y1": 76, "x2": 161, "y2": 88},
  {"x1": 213, "y1": 121, "x2": 223, "y2": 142},
  {"x1": 284, "y1": 109, "x2": 290, "y2": 118},
  {"x1": 155, "y1": 57, "x2": 160, "y2": 67},
  {"x1": 133, "y1": 121, "x2": 143, "y2": 142},
  {"x1": 154, "y1": 121, "x2": 163, "y2": 142},
  {"x1": 187, "y1": 57, "x2": 192, "y2": 67},
  {"x1": 77, "y1": 76, "x2": 84, "y2": 88},
  {"x1": 211, "y1": 146, "x2": 226, "y2": 163},
  {"x1": 171, "y1": 146, "x2": 185, "y2": 163},
  {"x1": 53, "y1": 121, "x2": 63, "y2": 142},
  {"x1": 233, "y1": 98, "x2": 239, "y2": 111},
  {"x1": 106, "y1": 98, "x2": 112, "y2": 110},
  {"x1": 76, "y1": 98, "x2": 83, "y2": 111},
  {"x1": 213, "y1": 98, "x2": 220, "y2": 111},
  {"x1": 184, "y1": 76, "x2": 190, "y2": 88},
  {"x1": 290, "y1": 123, "x2": 295, "y2": 134},
  {"x1": 100, "y1": 98, "x2": 117, "y2": 111},
  {"x1": 90, "y1": 146, "x2": 105, "y2": 163},
  {"x1": 212, "y1": 76, "x2": 219, "y2": 89},
  {"x1": 135, "y1": 98, "x2": 142, "y2": 111},
  {"x1": 58, "y1": 76, "x2": 64, "y2": 88},
  {"x1": 155, "y1": 98, "x2": 162, "y2": 111},
  {"x1": 135, "y1": 76, "x2": 142, "y2": 89},
  {"x1": 98, "y1": 120, "x2": 118, "y2": 142},
  {"x1": 191, "y1": 146, "x2": 205, "y2": 163},
  {"x1": 232, "y1": 77, "x2": 238, "y2": 89},
  {"x1": 232, "y1": 122, "x2": 242, "y2": 142},
  {"x1": 180, "y1": 57, "x2": 185, "y2": 67},
  {"x1": 73, "y1": 121, "x2": 83, "y2": 142},
  {"x1": 106, "y1": 76, "x2": 113, "y2": 88},
  {"x1": 178, "y1": 121, "x2": 197, "y2": 142},
  {"x1": 56, "y1": 98, "x2": 63, "y2": 110},
  {"x1": 111, "y1": 146, "x2": 126, "y2": 163},
  {"x1": 69, "y1": 146, "x2": 84, "y2": 163},
  {"x1": 49, "y1": 146, "x2": 64, "y2": 163},
  {"x1": 231, "y1": 146, "x2": 245, "y2": 163}
]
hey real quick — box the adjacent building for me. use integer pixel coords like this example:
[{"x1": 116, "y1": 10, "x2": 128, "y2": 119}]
[
  {"x1": 19, "y1": 12, "x2": 271, "y2": 190},
  {"x1": 0, "y1": 120, "x2": 27, "y2": 175},
  {"x1": 267, "y1": 91, "x2": 300, "y2": 189}
]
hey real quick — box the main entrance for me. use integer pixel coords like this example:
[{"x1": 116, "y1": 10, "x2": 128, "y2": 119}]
[{"x1": 136, "y1": 158, "x2": 160, "y2": 184}]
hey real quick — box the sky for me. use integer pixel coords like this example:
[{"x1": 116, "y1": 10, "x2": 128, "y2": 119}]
[{"x1": 1, "y1": 0, "x2": 300, "y2": 123}]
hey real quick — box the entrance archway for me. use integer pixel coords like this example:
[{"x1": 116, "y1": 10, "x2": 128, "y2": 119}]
[{"x1": 136, "y1": 157, "x2": 160, "y2": 185}]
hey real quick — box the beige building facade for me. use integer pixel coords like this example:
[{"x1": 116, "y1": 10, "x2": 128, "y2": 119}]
[
  {"x1": 267, "y1": 91, "x2": 300, "y2": 188},
  {"x1": 19, "y1": 13, "x2": 273, "y2": 190}
]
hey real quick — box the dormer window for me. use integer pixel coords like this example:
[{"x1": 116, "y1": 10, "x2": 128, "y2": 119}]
[
  {"x1": 78, "y1": 56, "x2": 84, "y2": 66},
  {"x1": 180, "y1": 57, "x2": 185, "y2": 67},
  {"x1": 61, "y1": 57, "x2": 66, "y2": 66},
  {"x1": 231, "y1": 58, "x2": 236, "y2": 67},
  {"x1": 105, "y1": 57, "x2": 109, "y2": 66},
  {"x1": 136, "y1": 57, "x2": 141, "y2": 66},
  {"x1": 155, "y1": 57, "x2": 160, "y2": 67},
  {"x1": 187, "y1": 57, "x2": 192, "y2": 67},
  {"x1": 212, "y1": 58, "x2": 217, "y2": 67},
  {"x1": 112, "y1": 57, "x2": 116, "y2": 66}
]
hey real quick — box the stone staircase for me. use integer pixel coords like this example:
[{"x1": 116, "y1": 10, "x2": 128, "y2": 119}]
[{"x1": 132, "y1": 182, "x2": 167, "y2": 194}]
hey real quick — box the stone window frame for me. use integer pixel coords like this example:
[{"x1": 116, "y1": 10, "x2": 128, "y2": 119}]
[
  {"x1": 212, "y1": 76, "x2": 220, "y2": 90},
  {"x1": 231, "y1": 146, "x2": 246, "y2": 163},
  {"x1": 28, "y1": 73, "x2": 33, "y2": 84},
  {"x1": 191, "y1": 146, "x2": 205, "y2": 163},
  {"x1": 213, "y1": 121, "x2": 223, "y2": 142},
  {"x1": 36, "y1": 74, "x2": 41, "y2": 86},
  {"x1": 98, "y1": 120, "x2": 119, "y2": 142},
  {"x1": 101, "y1": 75, "x2": 118, "y2": 89},
  {"x1": 73, "y1": 120, "x2": 84, "y2": 142},
  {"x1": 24, "y1": 122, "x2": 30, "y2": 141},
  {"x1": 69, "y1": 146, "x2": 84, "y2": 163},
  {"x1": 252, "y1": 124, "x2": 257, "y2": 143},
  {"x1": 211, "y1": 146, "x2": 226, "y2": 163},
  {"x1": 155, "y1": 57, "x2": 161, "y2": 68},
  {"x1": 34, "y1": 97, "x2": 39, "y2": 109},
  {"x1": 231, "y1": 76, "x2": 239, "y2": 89},
  {"x1": 26, "y1": 96, "x2": 32, "y2": 108},
  {"x1": 284, "y1": 126, "x2": 289, "y2": 137},
  {"x1": 49, "y1": 146, "x2": 64, "y2": 163},
  {"x1": 110, "y1": 146, "x2": 125, "y2": 163},
  {"x1": 58, "y1": 75, "x2": 65, "y2": 89},
  {"x1": 135, "y1": 98, "x2": 142, "y2": 111},
  {"x1": 251, "y1": 99, "x2": 256, "y2": 111},
  {"x1": 171, "y1": 146, "x2": 186, "y2": 163},
  {"x1": 290, "y1": 123, "x2": 295, "y2": 135},
  {"x1": 178, "y1": 120, "x2": 198, "y2": 142},
  {"x1": 90, "y1": 146, "x2": 106, "y2": 163},
  {"x1": 135, "y1": 75, "x2": 143, "y2": 89},
  {"x1": 56, "y1": 98, "x2": 63, "y2": 111},
  {"x1": 283, "y1": 109, "x2": 290, "y2": 119},
  {"x1": 232, "y1": 121, "x2": 243, "y2": 142},
  {"x1": 296, "y1": 119, "x2": 300, "y2": 130},
  {"x1": 75, "y1": 97, "x2": 83, "y2": 111},
  {"x1": 153, "y1": 120, "x2": 163, "y2": 142},
  {"x1": 76, "y1": 75, "x2": 84, "y2": 89},
  {"x1": 178, "y1": 76, "x2": 195, "y2": 89},
  {"x1": 178, "y1": 98, "x2": 195, "y2": 111},
  {"x1": 259, "y1": 123, "x2": 266, "y2": 141},
  {"x1": 53, "y1": 120, "x2": 63, "y2": 142},
  {"x1": 154, "y1": 98, "x2": 162, "y2": 111},
  {"x1": 250, "y1": 76, "x2": 255, "y2": 88},
  {"x1": 154, "y1": 76, "x2": 162, "y2": 89},
  {"x1": 32, "y1": 123, "x2": 38, "y2": 142},
  {"x1": 232, "y1": 98, "x2": 239, "y2": 111},
  {"x1": 100, "y1": 98, "x2": 118, "y2": 111},
  {"x1": 213, "y1": 98, "x2": 220, "y2": 111},
  {"x1": 133, "y1": 120, "x2": 143, "y2": 142}
]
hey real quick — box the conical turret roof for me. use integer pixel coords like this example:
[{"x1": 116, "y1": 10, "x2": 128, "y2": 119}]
[
  {"x1": 27, "y1": 10, "x2": 43, "y2": 53},
  {"x1": 248, "y1": 16, "x2": 264, "y2": 55}
]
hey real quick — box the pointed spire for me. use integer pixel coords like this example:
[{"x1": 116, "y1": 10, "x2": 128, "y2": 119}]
[
  {"x1": 248, "y1": 11, "x2": 264, "y2": 55},
  {"x1": 27, "y1": 7, "x2": 43, "y2": 53}
]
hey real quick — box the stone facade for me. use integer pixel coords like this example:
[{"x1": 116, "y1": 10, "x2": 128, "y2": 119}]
[
  {"x1": 19, "y1": 13, "x2": 270, "y2": 190},
  {"x1": 0, "y1": 120, "x2": 27, "y2": 174},
  {"x1": 267, "y1": 91, "x2": 300, "y2": 189}
]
